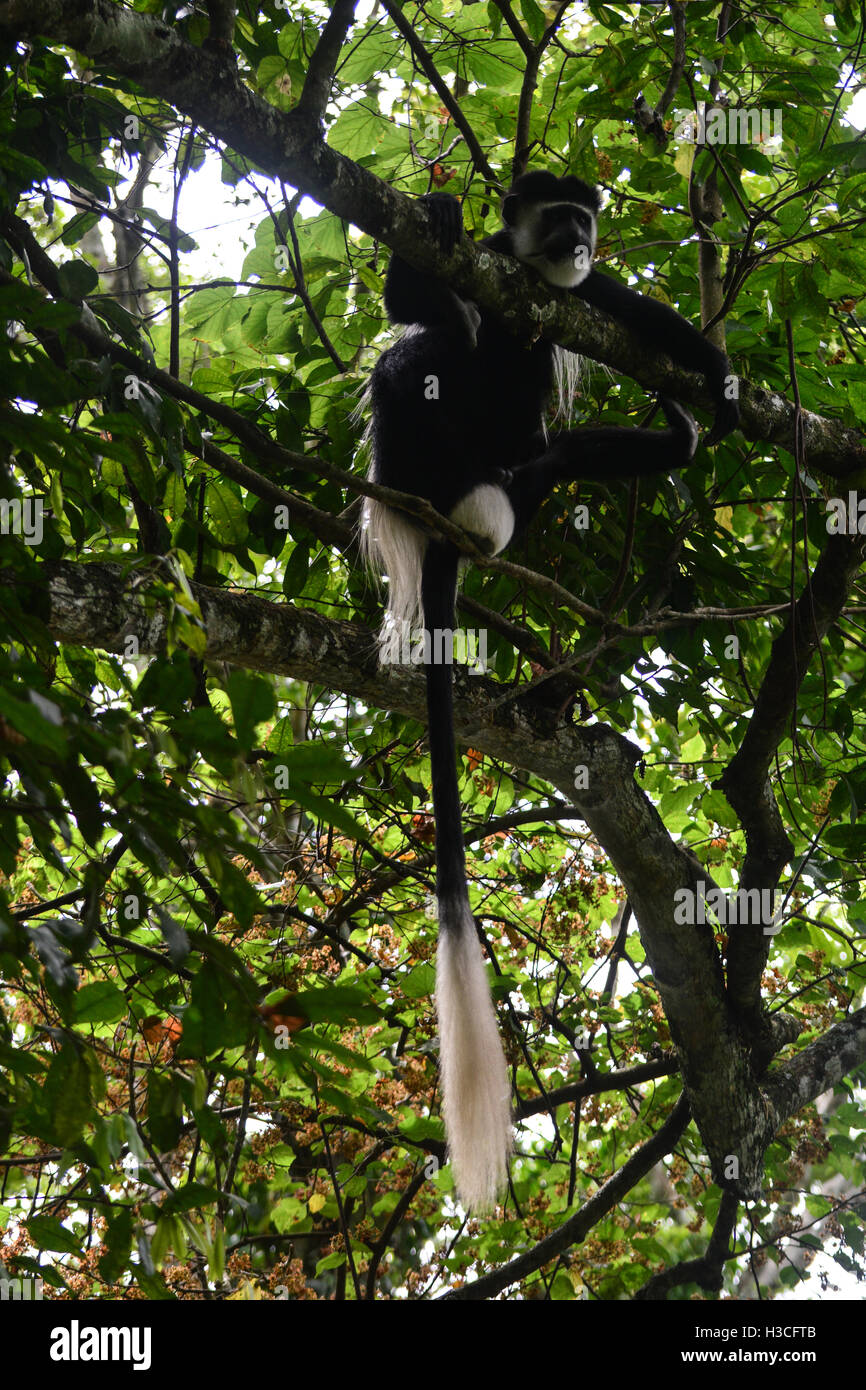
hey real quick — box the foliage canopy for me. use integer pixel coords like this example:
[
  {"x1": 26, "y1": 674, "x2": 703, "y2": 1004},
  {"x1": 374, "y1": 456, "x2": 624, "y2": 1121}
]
[{"x1": 0, "y1": 0, "x2": 865, "y2": 1301}]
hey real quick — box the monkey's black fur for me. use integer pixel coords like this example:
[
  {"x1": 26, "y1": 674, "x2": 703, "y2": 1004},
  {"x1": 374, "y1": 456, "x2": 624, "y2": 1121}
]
[
  {"x1": 369, "y1": 172, "x2": 736, "y2": 532},
  {"x1": 362, "y1": 171, "x2": 739, "y2": 1211}
]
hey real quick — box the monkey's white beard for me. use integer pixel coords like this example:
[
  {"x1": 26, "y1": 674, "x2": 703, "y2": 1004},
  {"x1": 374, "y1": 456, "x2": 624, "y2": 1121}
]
[
  {"x1": 531, "y1": 256, "x2": 592, "y2": 289},
  {"x1": 436, "y1": 897, "x2": 513, "y2": 1211},
  {"x1": 361, "y1": 486, "x2": 514, "y2": 664}
]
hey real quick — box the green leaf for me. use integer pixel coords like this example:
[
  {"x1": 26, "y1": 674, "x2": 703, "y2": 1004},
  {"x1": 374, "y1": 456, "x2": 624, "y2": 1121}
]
[
  {"x1": 206, "y1": 480, "x2": 249, "y2": 545},
  {"x1": 227, "y1": 669, "x2": 276, "y2": 751},
  {"x1": 272, "y1": 1196, "x2": 308, "y2": 1232},
  {"x1": 43, "y1": 1045, "x2": 92, "y2": 1145},
  {"x1": 98, "y1": 1207, "x2": 133, "y2": 1283},
  {"x1": 401, "y1": 963, "x2": 436, "y2": 998},
  {"x1": 0, "y1": 690, "x2": 67, "y2": 753},
  {"x1": 55, "y1": 260, "x2": 100, "y2": 300},
  {"x1": 294, "y1": 985, "x2": 382, "y2": 1025},
  {"x1": 315, "y1": 1251, "x2": 347, "y2": 1273},
  {"x1": 520, "y1": 0, "x2": 546, "y2": 42},
  {"x1": 162, "y1": 1183, "x2": 221, "y2": 1214},
  {"x1": 146, "y1": 1071, "x2": 184, "y2": 1150},
  {"x1": 26, "y1": 1214, "x2": 83, "y2": 1256},
  {"x1": 72, "y1": 981, "x2": 127, "y2": 1024}
]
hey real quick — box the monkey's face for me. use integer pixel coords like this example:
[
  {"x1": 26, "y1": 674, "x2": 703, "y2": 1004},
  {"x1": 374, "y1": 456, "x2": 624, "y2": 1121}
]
[{"x1": 509, "y1": 199, "x2": 597, "y2": 289}]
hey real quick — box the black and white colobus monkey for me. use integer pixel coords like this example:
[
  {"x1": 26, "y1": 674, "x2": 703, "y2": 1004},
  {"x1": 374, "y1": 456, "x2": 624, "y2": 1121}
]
[{"x1": 361, "y1": 171, "x2": 739, "y2": 1210}]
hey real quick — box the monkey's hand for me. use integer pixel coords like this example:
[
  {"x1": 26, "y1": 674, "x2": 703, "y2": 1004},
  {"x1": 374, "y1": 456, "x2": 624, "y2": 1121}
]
[
  {"x1": 421, "y1": 195, "x2": 475, "y2": 345},
  {"x1": 705, "y1": 392, "x2": 740, "y2": 447},
  {"x1": 659, "y1": 397, "x2": 699, "y2": 460},
  {"x1": 420, "y1": 192, "x2": 464, "y2": 255}
]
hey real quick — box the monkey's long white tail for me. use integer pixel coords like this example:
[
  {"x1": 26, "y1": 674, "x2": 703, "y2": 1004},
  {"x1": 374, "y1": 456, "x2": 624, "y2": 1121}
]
[{"x1": 436, "y1": 898, "x2": 513, "y2": 1212}]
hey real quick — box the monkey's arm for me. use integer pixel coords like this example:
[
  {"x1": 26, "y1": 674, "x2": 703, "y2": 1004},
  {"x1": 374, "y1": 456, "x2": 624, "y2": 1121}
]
[
  {"x1": 575, "y1": 270, "x2": 739, "y2": 446},
  {"x1": 384, "y1": 193, "x2": 480, "y2": 344},
  {"x1": 503, "y1": 400, "x2": 699, "y2": 530},
  {"x1": 544, "y1": 397, "x2": 699, "y2": 477}
]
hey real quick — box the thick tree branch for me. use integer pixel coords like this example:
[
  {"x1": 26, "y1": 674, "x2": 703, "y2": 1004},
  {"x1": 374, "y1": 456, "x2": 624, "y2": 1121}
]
[
  {"x1": 765, "y1": 1005, "x2": 866, "y2": 1127},
  {"x1": 2, "y1": 0, "x2": 864, "y2": 468}
]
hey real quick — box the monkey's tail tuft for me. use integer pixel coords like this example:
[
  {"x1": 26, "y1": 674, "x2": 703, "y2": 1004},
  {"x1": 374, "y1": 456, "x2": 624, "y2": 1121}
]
[
  {"x1": 360, "y1": 498, "x2": 428, "y2": 663},
  {"x1": 436, "y1": 898, "x2": 513, "y2": 1212}
]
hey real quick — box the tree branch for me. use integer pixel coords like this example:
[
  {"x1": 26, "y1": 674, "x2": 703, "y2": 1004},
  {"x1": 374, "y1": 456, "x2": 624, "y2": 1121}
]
[
  {"x1": 379, "y1": 0, "x2": 499, "y2": 183},
  {"x1": 765, "y1": 1005, "x2": 866, "y2": 1127},
  {"x1": 515, "y1": 1056, "x2": 678, "y2": 1119},
  {"x1": 2, "y1": 0, "x2": 863, "y2": 468},
  {"x1": 717, "y1": 530, "x2": 866, "y2": 1021},
  {"x1": 634, "y1": 1189, "x2": 738, "y2": 1300},
  {"x1": 438, "y1": 1095, "x2": 691, "y2": 1298},
  {"x1": 295, "y1": 0, "x2": 358, "y2": 126},
  {"x1": 656, "y1": 2, "x2": 687, "y2": 120}
]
